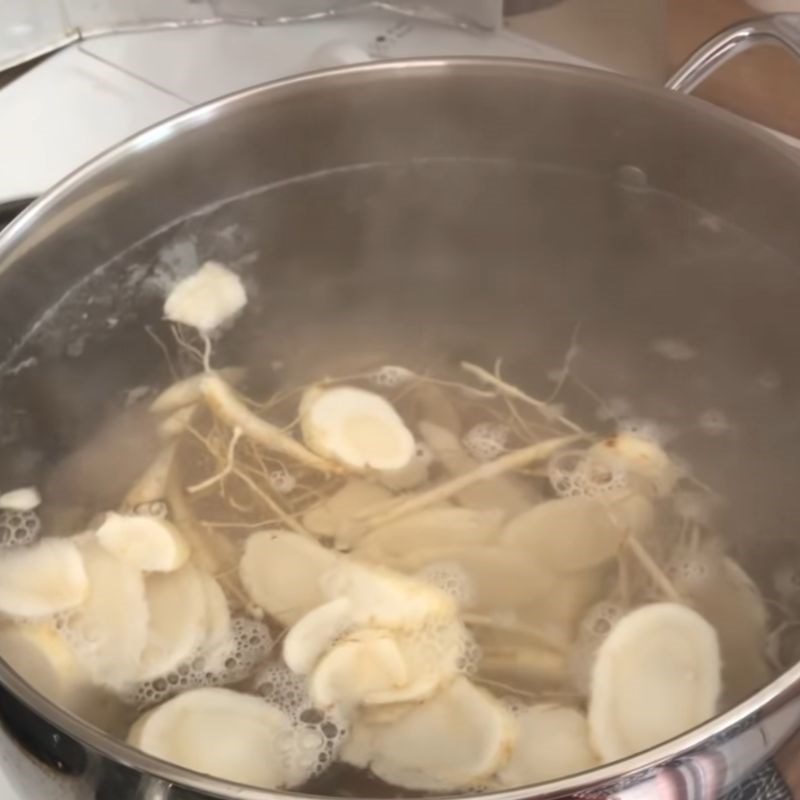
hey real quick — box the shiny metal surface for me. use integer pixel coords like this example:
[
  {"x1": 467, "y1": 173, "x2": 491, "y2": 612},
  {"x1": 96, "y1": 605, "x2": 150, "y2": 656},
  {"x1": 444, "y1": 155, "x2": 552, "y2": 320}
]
[
  {"x1": 666, "y1": 13, "x2": 800, "y2": 93},
  {"x1": 1, "y1": 56, "x2": 800, "y2": 800}
]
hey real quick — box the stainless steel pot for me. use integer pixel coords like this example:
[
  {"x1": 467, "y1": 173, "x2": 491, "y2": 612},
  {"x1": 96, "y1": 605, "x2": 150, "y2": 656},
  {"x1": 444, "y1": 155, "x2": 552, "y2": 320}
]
[{"x1": 2, "y1": 13, "x2": 800, "y2": 800}]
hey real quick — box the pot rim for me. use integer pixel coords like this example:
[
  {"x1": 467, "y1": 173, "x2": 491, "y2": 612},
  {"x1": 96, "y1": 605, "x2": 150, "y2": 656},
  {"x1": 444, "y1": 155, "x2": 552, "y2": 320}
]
[{"x1": 0, "y1": 55, "x2": 798, "y2": 800}]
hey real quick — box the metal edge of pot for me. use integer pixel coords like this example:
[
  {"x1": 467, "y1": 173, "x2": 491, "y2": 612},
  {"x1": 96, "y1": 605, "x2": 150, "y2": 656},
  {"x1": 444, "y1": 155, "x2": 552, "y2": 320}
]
[{"x1": 0, "y1": 56, "x2": 799, "y2": 800}]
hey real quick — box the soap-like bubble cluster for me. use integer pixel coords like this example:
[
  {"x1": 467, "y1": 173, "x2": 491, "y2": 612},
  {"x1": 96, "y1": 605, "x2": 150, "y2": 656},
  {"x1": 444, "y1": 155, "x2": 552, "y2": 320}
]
[
  {"x1": 126, "y1": 617, "x2": 273, "y2": 709},
  {"x1": 462, "y1": 422, "x2": 510, "y2": 462},
  {"x1": 269, "y1": 468, "x2": 297, "y2": 495},
  {"x1": 547, "y1": 450, "x2": 628, "y2": 499},
  {"x1": 0, "y1": 508, "x2": 41, "y2": 548},
  {"x1": 255, "y1": 660, "x2": 349, "y2": 780},
  {"x1": 368, "y1": 365, "x2": 415, "y2": 389},
  {"x1": 132, "y1": 500, "x2": 169, "y2": 519},
  {"x1": 416, "y1": 561, "x2": 476, "y2": 609}
]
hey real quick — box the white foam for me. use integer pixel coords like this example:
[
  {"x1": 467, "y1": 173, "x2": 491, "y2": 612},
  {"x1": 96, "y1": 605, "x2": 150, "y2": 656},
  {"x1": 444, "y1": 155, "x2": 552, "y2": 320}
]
[
  {"x1": 0, "y1": 508, "x2": 41, "y2": 549},
  {"x1": 368, "y1": 366, "x2": 415, "y2": 389},
  {"x1": 416, "y1": 561, "x2": 476, "y2": 609},
  {"x1": 127, "y1": 617, "x2": 273, "y2": 709},
  {"x1": 462, "y1": 423, "x2": 510, "y2": 462}
]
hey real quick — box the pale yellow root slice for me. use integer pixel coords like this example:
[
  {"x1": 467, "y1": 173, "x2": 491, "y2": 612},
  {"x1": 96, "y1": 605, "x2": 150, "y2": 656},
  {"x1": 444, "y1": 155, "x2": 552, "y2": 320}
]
[
  {"x1": 419, "y1": 421, "x2": 539, "y2": 517},
  {"x1": 198, "y1": 572, "x2": 232, "y2": 656},
  {"x1": 320, "y1": 560, "x2": 457, "y2": 630},
  {"x1": 498, "y1": 705, "x2": 598, "y2": 787},
  {"x1": 0, "y1": 538, "x2": 88, "y2": 619},
  {"x1": 0, "y1": 487, "x2": 41, "y2": 511},
  {"x1": 138, "y1": 564, "x2": 208, "y2": 682},
  {"x1": 588, "y1": 602, "x2": 721, "y2": 762},
  {"x1": 150, "y1": 367, "x2": 245, "y2": 415},
  {"x1": 96, "y1": 512, "x2": 189, "y2": 572},
  {"x1": 0, "y1": 621, "x2": 122, "y2": 729},
  {"x1": 341, "y1": 676, "x2": 517, "y2": 791},
  {"x1": 301, "y1": 385, "x2": 416, "y2": 472},
  {"x1": 309, "y1": 630, "x2": 408, "y2": 713},
  {"x1": 392, "y1": 544, "x2": 557, "y2": 613},
  {"x1": 62, "y1": 540, "x2": 149, "y2": 691},
  {"x1": 501, "y1": 494, "x2": 653, "y2": 574},
  {"x1": 356, "y1": 507, "x2": 504, "y2": 563},
  {"x1": 302, "y1": 479, "x2": 393, "y2": 546},
  {"x1": 163, "y1": 261, "x2": 247, "y2": 333},
  {"x1": 128, "y1": 687, "x2": 309, "y2": 789},
  {"x1": 283, "y1": 597, "x2": 355, "y2": 675},
  {"x1": 201, "y1": 372, "x2": 336, "y2": 473},
  {"x1": 239, "y1": 530, "x2": 339, "y2": 626},
  {"x1": 521, "y1": 566, "x2": 609, "y2": 640}
]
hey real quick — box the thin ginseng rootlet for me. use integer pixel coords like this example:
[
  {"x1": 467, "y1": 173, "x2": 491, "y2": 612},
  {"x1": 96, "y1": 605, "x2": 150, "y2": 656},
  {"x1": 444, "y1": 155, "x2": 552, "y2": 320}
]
[{"x1": 0, "y1": 262, "x2": 787, "y2": 794}]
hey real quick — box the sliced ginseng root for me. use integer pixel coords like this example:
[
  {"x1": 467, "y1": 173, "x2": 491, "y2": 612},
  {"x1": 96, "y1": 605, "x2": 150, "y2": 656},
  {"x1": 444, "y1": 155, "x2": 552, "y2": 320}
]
[
  {"x1": 588, "y1": 602, "x2": 721, "y2": 762},
  {"x1": 301, "y1": 386, "x2": 415, "y2": 471},
  {"x1": 128, "y1": 687, "x2": 326, "y2": 789},
  {"x1": 59, "y1": 540, "x2": 148, "y2": 691},
  {"x1": 239, "y1": 530, "x2": 340, "y2": 626},
  {"x1": 498, "y1": 705, "x2": 598, "y2": 787},
  {"x1": 96, "y1": 513, "x2": 189, "y2": 573},
  {"x1": 163, "y1": 261, "x2": 247, "y2": 333},
  {"x1": 0, "y1": 621, "x2": 120, "y2": 728},
  {"x1": 502, "y1": 494, "x2": 653, "y2": 573},
  {"x1": 309, "y1": 619, "x2": 471, "y2": 712},
  {"x1": 0, "y1": 487, "x2": 41, "y2": 512},
  {"x1": 302, "y1": 479, "x2": 393, "y2": 546},
  {"x1": 341, "y1": 677, "x2": 516, "y2": 791},
  {"x1": 0, "y1": 538, "x2": 88, "y2": 618},
  {"x1": 356, "y1": 507, "x2": 503, "y2": 564},
  {"x1": 138, "y1": 564, "x2": 208, "y2": 682}
]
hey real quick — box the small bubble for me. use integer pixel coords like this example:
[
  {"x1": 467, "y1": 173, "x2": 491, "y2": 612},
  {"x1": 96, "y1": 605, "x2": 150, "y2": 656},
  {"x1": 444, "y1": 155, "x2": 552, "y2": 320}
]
[{"x1": 650, "y1": 338, "x2": 697, "y2": 362}]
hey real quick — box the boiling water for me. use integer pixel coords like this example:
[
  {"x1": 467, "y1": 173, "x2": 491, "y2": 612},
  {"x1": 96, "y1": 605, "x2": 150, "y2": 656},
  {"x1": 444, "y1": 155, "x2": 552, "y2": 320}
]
[{"x1": 0, "y1": 160, "x2": 798, "y2": 795}]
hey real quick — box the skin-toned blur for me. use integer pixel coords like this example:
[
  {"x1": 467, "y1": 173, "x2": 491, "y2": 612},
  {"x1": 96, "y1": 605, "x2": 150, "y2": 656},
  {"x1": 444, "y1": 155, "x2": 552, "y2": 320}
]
[{"x1": 668, "y1": 0, "x2": 800, "y2": 139}]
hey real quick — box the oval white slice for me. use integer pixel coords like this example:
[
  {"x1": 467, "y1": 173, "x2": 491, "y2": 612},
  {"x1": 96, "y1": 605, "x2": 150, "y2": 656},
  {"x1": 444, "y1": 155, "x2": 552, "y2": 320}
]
[
  {"x1": 0, "y1": 487, "x2": 41, "y2": 512},
  {"x1": 0, "y1": 623, "x2": 100, "y2": 719},
  {"x1": 61, "y1": 540, "x2": 148, "y2": 691},
  {"x1": 163, "y1": 261, "x2": 247, "y2": 333},
  {"x1": 138, "y1": 564, "x2": 207, "y2": 681},
  {"x1": 302, "y1": 478, "x2": 392, "y2": 545},
  {"x1": 239, "y1": 530, "x2": 339, "y2": 625},
  {"x1": 128, "y1": 687, "x2": 305, "y2": 788},
  {"x1": 96, "y1": 513, "x2": 189, "y2": 573},
  {"x1": 588, "y1": 602, "x2": 721, "y2": 762},
  {"x1": 198, "y1": 573, "x2": 232, "y2": 656},
  {"x1": 357, "y1": 507, "x2": 503, "y2": 563},
  {"x1": 502, "y1": 494, "x2": 653, "y2": 573},
  {"x1": 341, "y1": 677, "x2": 516, "y2": 791},
  {"x1": 0, "y1": 538, "x2": 88, "y2": 619},
  {"x1": 498, "y1": 705, "x2": 598, "y2": 787},
  {"x1": 301, "y1": 386, "x2": 415, "y2": 471},
  {"x1": 322, "y1": 560, "x2": 457, "y2": 630},
  {"x1": 309, "y1": 630, "x2": 408, "y2": 712},
  {"x1": 283, "y1": 597, "x2": 355, "y2": 675}
]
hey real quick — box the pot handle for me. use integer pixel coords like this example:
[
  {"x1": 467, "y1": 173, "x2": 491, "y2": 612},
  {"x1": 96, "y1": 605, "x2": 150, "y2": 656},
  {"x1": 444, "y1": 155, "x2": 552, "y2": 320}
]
[{"x1": 665, "y1": 13, "x2": 800, "y2": 93}]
